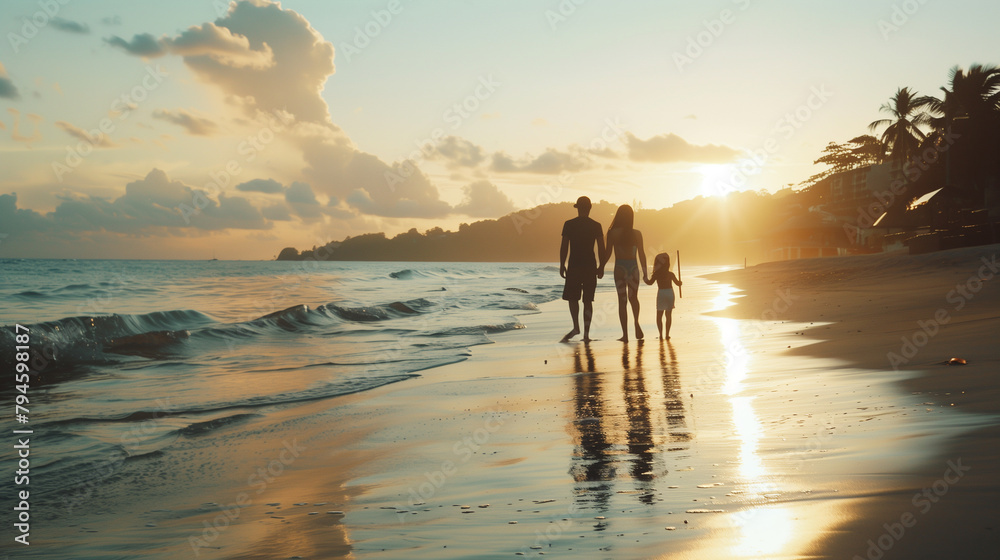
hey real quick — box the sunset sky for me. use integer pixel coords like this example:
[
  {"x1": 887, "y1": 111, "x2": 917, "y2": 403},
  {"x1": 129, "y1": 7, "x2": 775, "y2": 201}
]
[{"x1": 1, "y1": 0, "x2": 997, "y2": 259}]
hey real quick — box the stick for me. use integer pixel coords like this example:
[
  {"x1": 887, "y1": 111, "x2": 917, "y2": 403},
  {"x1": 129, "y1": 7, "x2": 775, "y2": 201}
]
[{"x1": 676, "y1": 250, "x2": 682, "y2": 299}]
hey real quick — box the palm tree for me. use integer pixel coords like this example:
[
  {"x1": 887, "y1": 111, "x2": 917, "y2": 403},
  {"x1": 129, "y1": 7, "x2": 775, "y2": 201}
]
[
  {"x1": 928, "y1": 64, "x2": 1000, "y2": 129},
  {"x1": 926, "y1": 64, "x2": 1000, "y2": 198},
  {"x1": 868, "y1": 87, "x2": 935, "y2": 163}
]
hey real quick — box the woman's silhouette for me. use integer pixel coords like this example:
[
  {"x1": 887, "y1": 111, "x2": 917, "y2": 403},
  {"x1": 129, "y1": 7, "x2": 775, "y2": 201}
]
[{"x1": 600, "y1": 204, "x2": 647, "y2": 341}]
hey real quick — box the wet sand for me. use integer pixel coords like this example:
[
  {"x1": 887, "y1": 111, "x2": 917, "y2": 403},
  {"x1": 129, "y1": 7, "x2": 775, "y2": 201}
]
[
  {"x1": 35, "y1": 250, "x2": 999, "y2": 559},
  {"x1": 706, "y1": 244, "x2": 1000, "y2": 559},
  {"x1": 189, "y1": 251, "x2": 997, "y2": 559}
]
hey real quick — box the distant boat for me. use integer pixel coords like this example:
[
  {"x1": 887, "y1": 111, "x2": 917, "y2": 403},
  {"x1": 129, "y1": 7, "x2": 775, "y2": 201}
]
[{"x1": 209, "y1": 250, "x2": 219, "y2": 261}]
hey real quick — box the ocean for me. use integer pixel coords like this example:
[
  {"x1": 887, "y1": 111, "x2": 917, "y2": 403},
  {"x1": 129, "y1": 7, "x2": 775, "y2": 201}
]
[{"x1": 0, "y1": 260, "x2": 562, "y2": 527}]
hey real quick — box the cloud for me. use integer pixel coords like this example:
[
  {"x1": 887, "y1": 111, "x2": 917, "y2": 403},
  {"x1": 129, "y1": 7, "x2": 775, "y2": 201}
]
[
  {"x1": 163, "y1": 22, "x2": 275, "y2": 69},
  {"x1": 625, "y1": 132, "x2": 740, "y2": 164},
  {"x1": 261, "y1": 202, "x2": 292, "y2": 221},
  {"x1": 284, "y1": 181, "x2": 322, "y2": 219},
  {"x1": 153, "y1": 109, "x2": 219, "y2": 136},
  {"x1": 299, "y1": 131, "x2": 451, "y2": 218},
  {"x1": 236, "y1": 178, "x2": 284, "y2": 193},
  {"x1": 491, "y1": 148, "x2": 589, "y2": 174},
  {"x1": 101, "y1": 15, "x2": 122, "y2": 25},
  {"x1": 15, "y1": 169, "x2": 272, "y2": 234},
  {"x1": 50, "y1": 17, "x2": 90, "y2": 34},
  {"x1": 107, "y1": 1, "x2": 451, "y2": 219},
  {"x1": 0, "y1": 63, "x2": 19, "y2": 99},
  {"x1": 454, "y1": 181, "x2": 515, "y2": 218},
  {"x1": 0, "y1": 193, "x2": 52, "y2": 234},
  {"x1": 105, "y1": 33, "x2": 166, "y2": 57},
  {"x1": 284, "y1": 181, "x2": 317, "y2": 205},
  {"x1": 107, "y1": 21, "x2": 275, "y2": 68},
  {"x1": 55, "y1": 121, "x2": 117, "y2": 147},
  {"x1": 110, "y1": 1, "x2": 331, "y2": 124},
  {"x1": 433, "y1": 136, "x2": 486, "y2": 168}
]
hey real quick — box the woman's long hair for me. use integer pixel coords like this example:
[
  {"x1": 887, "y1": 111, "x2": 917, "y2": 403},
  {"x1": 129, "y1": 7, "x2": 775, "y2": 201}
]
[{"x1": 608, "y1": 204, "x2": 634, "y2": 233}]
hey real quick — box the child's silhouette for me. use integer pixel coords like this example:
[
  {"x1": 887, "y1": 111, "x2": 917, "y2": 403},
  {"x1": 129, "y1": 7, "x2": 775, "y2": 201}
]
[{"x1": 645, "y1": 253, "x2": 682, "y2": 339}]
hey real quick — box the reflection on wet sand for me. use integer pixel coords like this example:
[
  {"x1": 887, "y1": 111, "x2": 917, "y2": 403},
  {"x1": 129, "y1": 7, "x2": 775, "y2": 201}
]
[{"x1": 569, "y1": 340, "x2": 691, "y2": 512}]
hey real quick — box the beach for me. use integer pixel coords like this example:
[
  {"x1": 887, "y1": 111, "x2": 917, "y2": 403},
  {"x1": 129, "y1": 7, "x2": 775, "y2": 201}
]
[
  {"x1": 4, "y1": 248, "x2": 999, "y2": 559},
  {"x1": 707, "y1": 244, "x2": 1000, "y2": 559}
]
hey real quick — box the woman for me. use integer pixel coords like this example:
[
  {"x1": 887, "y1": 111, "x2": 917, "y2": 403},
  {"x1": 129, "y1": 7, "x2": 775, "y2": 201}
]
[{"x1": 599, "y1": 204, "x2": 647, "y2": 341}]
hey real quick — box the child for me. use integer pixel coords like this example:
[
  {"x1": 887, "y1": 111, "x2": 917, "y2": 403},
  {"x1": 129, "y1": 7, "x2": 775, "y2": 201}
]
[{"x1": 644, "y1": 253, "x2": 682, "y2": 339}]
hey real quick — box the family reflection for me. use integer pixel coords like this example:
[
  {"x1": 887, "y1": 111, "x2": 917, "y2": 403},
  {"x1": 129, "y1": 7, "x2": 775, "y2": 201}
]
[{"x1": 569, "y1": 341, "x2": 691, "y2": 511}]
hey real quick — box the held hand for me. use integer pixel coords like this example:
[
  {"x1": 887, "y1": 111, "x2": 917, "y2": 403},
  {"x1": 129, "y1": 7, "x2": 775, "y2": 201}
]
[
  {"x1": 559, "y1": 265, "x2": 567, "y2": 279},
  {"x1": 642, "y1": 274, "x2": 650, "y2": 285},
  {"x1": 597, "y1": 268, "x2": 604, "y2": 280}
]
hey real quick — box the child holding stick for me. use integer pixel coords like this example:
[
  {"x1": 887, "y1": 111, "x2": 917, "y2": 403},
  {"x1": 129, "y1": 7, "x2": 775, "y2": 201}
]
[{"x1": 645, "y1": 253, "x2": 683, "y2": 339}]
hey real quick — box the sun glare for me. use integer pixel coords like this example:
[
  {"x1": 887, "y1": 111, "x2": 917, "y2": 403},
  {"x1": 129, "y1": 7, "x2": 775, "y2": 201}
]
[{"x1": 696, "y1": 163, "x2": 738, "y2": 198}]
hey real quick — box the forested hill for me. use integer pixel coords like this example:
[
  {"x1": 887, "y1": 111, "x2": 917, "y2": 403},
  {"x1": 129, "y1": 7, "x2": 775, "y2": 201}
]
[{"x1": 276, "y1": 188, "x2": 820, "y2": 265}]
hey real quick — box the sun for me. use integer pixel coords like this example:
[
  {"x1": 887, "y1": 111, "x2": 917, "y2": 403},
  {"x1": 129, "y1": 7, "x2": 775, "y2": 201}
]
[{"x1": 696, "y1": 163, "x2": 740, "y2": 198}]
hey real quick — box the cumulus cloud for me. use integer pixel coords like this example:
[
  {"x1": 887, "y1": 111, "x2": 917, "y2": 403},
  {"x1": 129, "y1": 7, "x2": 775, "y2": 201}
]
[
  {"x1": 109, "y1": 2, "x2": 330, "y2": 123},
  {"x1": 625, "y1": 132, "x2": 740, "y2": 164},
  {"x1": 299, "y1": 132, "x2": 451, "y2": 218},
  {"x1": 284, "y1": 181, "x2": 322, "y2": 219},
  {"x1": 454, "y1": 181, "x2": 516, "y2": 218},
  {"x1": 51, "y1": 17, "x2": 90, "y2": 34},
  {"x1": 55, "y1": 121, "x2": 117, "y2": 147},
  {"x1": 261, "y1": 202, "x2": 292, "y2": 221},
  {"x1": 153, "y1": 109, "x2": 219, "y2": 136},
  {"x1": 491, "y1": 148, "x2": 589, "y2": 174},
  {"x1": 236, "y1": 178, "x2": 284, "y2": 193},
  {"x1": 0, "y1": 63, "x2": 19, "y2": 99},
  {"x1": 163, "y1": 22, "x2": 275, "y2": 68},
  {"x1": 284, "y1": 181, "x2": 317, "y2": 205},
  {"x1": 433, "y1": 135, "x2": 486, "y2": 168},
  {"x1": 107, "y1": 1, "x2": 452, "y2": 219},
  {"x1": 4, "y1": 169, "x2": 271, "y2": 236}
]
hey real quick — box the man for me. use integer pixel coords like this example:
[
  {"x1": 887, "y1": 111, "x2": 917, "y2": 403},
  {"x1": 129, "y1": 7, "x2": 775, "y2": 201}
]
[{"x1": 559, "y1": 196, "x2": 605, "y2": 342}]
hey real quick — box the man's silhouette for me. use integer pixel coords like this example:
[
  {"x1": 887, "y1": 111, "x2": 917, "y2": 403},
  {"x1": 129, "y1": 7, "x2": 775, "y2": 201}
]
[{"x1": 559, "y1": 196, "x2": 605, "y2": 341}]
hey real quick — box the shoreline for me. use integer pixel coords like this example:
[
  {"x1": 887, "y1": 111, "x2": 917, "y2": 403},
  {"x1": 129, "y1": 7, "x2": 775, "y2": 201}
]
[
  {"x1": 21, "y1": 253, "x2": 1000, "y2": 559},
  {"x1": 704, "y1": 244, "x2": 1000, "y2": 558}
]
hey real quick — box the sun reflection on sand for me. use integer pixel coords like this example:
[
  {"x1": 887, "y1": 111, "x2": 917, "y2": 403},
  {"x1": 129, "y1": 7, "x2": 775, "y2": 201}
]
[{"x1": 710, "y1": 283, "x2": 798, "y2": 558}]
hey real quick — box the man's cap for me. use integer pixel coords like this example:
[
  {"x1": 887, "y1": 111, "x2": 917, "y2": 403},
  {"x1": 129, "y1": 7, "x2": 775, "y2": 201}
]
[{"x1": 574, "y1": 196, "x2": 592, "y2": 208}]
